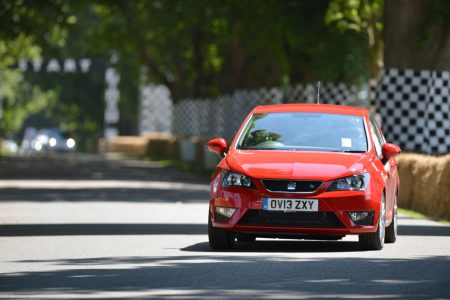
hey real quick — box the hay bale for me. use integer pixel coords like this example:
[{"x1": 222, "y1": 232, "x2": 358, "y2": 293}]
[
  {"x1": 106, "y1": 136, "x2": 150, "y2": 157},
  {"x1": 146, "y1": 134, "x2": 180, "y2": 159},
  {"x1": 137, "y1": 132, "x2": 176, "y2": 159},
  {"x1": 142, "y1": 131, "x2": 173, "y2": 140},
  {"x1": 167, "y1": 137, "x2": 181, "y2": 160},
  {"x1": 147, "y1": 138, "x2": 167, "y2": 157},
  {"x1": 397, "y1": 153, "x2": 450, "y2": 220}
]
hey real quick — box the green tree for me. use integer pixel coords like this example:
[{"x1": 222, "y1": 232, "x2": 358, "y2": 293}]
[
  {"x1": 0, "y1": 0, "x2": 75, "y2": 143},
  {"x1": 88, "y1": 0, "x2": 383, "y2": 100},
  {"x1": 384, "y1": 0, "x2": 450, "y2": 70}
]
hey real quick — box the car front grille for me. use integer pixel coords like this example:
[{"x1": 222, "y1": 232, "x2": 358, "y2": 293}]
[
  {"x1": 237, "y1": 210, "x2": 345, "y2": 228},
  {"x1": 261, "y1": 180, "x2": 322, "y2": 193}
]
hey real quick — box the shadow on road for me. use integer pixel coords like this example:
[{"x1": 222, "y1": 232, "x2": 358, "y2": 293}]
[
  {"x1": 0, "y1": 255, "x2": 448, "y2": 298},
  {"x1": 0, "y1": 223, "x2": 207, "y2": 236},
  {"x1": 1, "y1": 223, "x2": 449, "y2": 237},
  {"x1": 0, "y1": 155, "x2": 210, "y2": 203},
  {"x1": 182, "y1": 241, "x2": 362, "y2": 253},
  {"x1": 398, "y1": 225, "x2": 450, "y2": 237},
  {"x1": 0, "y1": 155, "x2": 208, "y2": 183},
  {"x1": 0, "y1": 188, "x2": 208, "y2": 203}
]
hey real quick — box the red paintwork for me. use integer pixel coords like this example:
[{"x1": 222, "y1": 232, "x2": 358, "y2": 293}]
[
  {"x1": 207, "y1": 138, "x2": 227, "y2": 156},
  {"x1": 382, "y1": 143, "x2": 401, "y2": 160},
  {"x1": 226, "y1": 150, "x2": 368, "y2": 181},
  {"x1": 208, "y1": 104, "x2": 400, "y2": 237}
]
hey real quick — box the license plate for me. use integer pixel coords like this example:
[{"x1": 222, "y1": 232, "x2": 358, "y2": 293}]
[{"x1": 263, "y1": 198, "x2": 318, "y2": 212}]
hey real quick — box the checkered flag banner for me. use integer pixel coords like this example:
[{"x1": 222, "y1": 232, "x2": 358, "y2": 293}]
[{"x1": 376, "y1": 68, "x2": 450, "y2": 154}]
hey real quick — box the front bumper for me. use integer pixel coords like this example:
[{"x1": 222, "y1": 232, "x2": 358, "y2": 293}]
[{"x1": 210, "y1": 187, "x2": 380, "y2": 235}]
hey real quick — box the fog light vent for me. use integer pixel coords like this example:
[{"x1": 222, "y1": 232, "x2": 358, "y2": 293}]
[
  {"x1": 214, "y1": 206, "x2": 236, "y2": 222},
  {"x1": 347, "y1": 211, "x2": 374, "y2": 226}
]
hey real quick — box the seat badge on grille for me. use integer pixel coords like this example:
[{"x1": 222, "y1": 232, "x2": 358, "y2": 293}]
[{"x1": 287, "y1": 182, "x2": 296, "y2": 191}]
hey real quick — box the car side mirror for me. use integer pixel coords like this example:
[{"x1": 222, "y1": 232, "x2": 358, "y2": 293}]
[
  {"x1": 207, "y1": 138, "x2": 227, "y2": 158},
  {"x1": 382, "y1": 143, "x2": 401, "y2": 160}
]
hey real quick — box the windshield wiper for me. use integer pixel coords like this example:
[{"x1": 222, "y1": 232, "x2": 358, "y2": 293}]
[
  {"x1": 335, "y1": 149, "x2": 366, "y2": 153},
  {"x1": 244, "y1": 147, "x2": 278, "y2": 150}
]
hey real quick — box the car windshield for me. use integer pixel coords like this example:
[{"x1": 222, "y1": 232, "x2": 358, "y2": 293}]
[
  {"x1": 237, "y1": 112, "x2": 368, "y2": 152},
  {"x1": 37, "y1": 129, "x2": 69, "y2": 140}
]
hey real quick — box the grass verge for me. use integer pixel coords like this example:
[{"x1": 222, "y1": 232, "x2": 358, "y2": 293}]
[
  {"x1": 399, "y1": 208, "x2": 450, "y2": 226},
  {"x1": 145, "y1": 156, "x2": 213, "y2": 178}
]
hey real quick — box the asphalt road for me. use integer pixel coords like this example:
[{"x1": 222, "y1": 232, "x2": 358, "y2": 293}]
[{"x1": 0, "y1": 154, "x2": 449, "y2": 299}]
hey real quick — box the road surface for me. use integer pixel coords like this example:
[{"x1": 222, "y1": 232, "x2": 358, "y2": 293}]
[{"x1": 0, "y1": 154, "x2": 449, "y2": 299}]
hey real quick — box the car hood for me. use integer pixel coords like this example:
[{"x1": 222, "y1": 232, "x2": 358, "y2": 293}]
[{"x1": 225, "y1": 150, "x2": 371, "y2": 181}]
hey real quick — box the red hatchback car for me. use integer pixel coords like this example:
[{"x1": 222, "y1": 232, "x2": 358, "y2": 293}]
[{"x1": 207, "y1": 104, "x2": 401, "y2": 250}]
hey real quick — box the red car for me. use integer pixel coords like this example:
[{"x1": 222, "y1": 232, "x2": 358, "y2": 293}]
[{"x1": 207, "y1": 104, "x2": 401, "y2": 250}]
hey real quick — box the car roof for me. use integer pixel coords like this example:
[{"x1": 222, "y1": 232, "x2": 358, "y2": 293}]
[{"x1": 252, "y1": 103, "x2": 368, "y2": 117}]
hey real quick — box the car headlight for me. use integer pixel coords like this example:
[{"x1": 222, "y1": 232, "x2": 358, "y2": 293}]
[
  {"x1": 328, "y1": 173, "x2": 370, "y2": 191},
  {"x1": 222, "y1": 171, "x2": 255, "y2": 188},
  {"x1": 66, "y1": 138, "x2": 76, "y2": 148}
]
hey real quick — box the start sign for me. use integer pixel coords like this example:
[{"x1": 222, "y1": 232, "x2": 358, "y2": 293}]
[
  {"x1": 18, "y1": 58, "x2": 93, "y2": 73},
  {"x1": 15, "y1": 58, "x2": 120, "y2": 141}
]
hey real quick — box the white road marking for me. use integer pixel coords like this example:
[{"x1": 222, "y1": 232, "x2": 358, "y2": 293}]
[{"x1": 0, "y1": 180, "x2": 209, "y2": 191}]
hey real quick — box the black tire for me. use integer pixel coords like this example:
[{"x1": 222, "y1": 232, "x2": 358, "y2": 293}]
[
  {"x1": 237, "y1": 233, "x2": 256, "y2": 242},
  {"x1": 208, "y1": 212, "x2": 235, "y2": 249},
  {"x1": 385, "y1": 195, "x2": 398, "y2": 243},
  {"x1": 359, "y1": 194, "x2": 386, "y2": 250}
]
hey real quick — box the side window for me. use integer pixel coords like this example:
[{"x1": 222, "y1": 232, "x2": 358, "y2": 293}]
[{"x1": 369, "y1": 116, "x2": 383, "y2": 157}]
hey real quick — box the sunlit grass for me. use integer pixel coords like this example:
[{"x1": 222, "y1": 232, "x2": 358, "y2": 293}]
[{"x1": 399, "y1": 208, "x2": 450, "y2": 226}]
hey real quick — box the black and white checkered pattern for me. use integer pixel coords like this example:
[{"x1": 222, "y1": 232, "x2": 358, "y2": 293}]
[
  {"x1": 171, "y1": 83, "x2": 369, "y2": 139},
  {"x1": 284, "y1": 82, "x2": 371, "y2": 107},
  {"x1": 376, "y1": 68, "x2": 450, "y2": 154},
  {"x1": 142, "y1": 71, "x2": 449, "y2": 154},
  {"x1": 172, "y1": 87, "x2": 284, "y2": 138},
  {"x1": 140, "y1": 84, "x2": 173, "y2": 134}
]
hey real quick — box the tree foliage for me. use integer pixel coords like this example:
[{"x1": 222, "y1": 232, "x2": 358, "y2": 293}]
[
  {"x1": 384, "y1": 0, "x2": 450, "y2": 70},
  {"x1": 0, "y1": 0, "x2": 74, "y2": 142},
  {"x1": 1, "y1": 0, "x2": 388, "y2": 148},
  {"x1": 0, "y1": 0, "x2": 76, "y2": 66},
  {"x1": 85, "y1": 0, "x2": 382, "y2": 100}
]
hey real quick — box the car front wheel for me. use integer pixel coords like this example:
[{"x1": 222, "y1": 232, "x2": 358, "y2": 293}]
[
  {"x1": 359, "y1": 194, "x2": 386, "y2": 250},
  {"x1": 208, "y1": 212, "x2": 235, "y2": 250},
  {"x1": 385, "y1": 195, "x2": 398, "y2": 243}
]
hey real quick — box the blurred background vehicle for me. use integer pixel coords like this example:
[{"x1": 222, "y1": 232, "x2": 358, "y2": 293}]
[
  {"x1": 33, "y1": 129, "x2": 76, "y2": 154},
  {"x1": 21, "y1": 128, "x2": 76, "y2": 154}
]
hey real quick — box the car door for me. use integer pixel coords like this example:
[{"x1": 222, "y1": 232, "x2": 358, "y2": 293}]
[{"x1": 369, "y1": 115, "x2": 396, "y2": 222}]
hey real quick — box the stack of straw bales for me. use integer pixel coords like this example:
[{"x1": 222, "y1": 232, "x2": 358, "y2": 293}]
[{"x1": 397, "y1": 154, "x2": 450, "y2": 221}]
